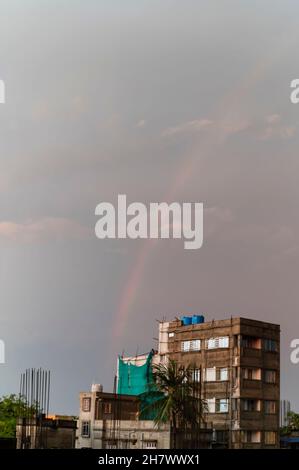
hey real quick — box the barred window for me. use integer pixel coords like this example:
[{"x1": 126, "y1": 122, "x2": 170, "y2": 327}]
[
  {"x1": 81, "y1": 421, "x2": 90, "y2": 438},
  {"x1": 144, "y1": 441, "x2": 157, "y2": 449},
  {"x1": 103, "y1": 402, "x2": 112, "y2": 414},
  {"x1": 181, "y1": 339, "x2": 201, "y2": 352},
  {"x1": 206, "y1": 336, "x2": 229, "y2": 349},
  {"x1": 82, "y1": 397, "x2": 91, "y2": 412},
  {"x1": 192, "y1": 368, "x2": 201, "y2": 382}
]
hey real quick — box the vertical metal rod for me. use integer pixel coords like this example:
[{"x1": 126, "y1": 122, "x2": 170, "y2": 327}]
[{"x1": 18, "y1": 368, "x2": 51, "y2": 449}]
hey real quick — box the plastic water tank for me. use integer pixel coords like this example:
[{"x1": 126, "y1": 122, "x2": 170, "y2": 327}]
[
  {"x1": 91, "y1": 384, "x2": 103, "y2": 392},
  {"x1": 181, "y1": 316, "x2": 192, "y2": 326},
  {"x1": 192, "y1": 315, "x2": 205, "y2": 324}
]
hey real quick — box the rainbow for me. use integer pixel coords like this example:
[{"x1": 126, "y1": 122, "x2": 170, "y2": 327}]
[{"x1": 112, "y1": 49, "x2": 284, "y2": 342}]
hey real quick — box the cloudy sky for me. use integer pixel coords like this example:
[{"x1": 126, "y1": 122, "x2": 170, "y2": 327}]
[{"x1": 0, "y1": 0, "x2": 299, "y2": 413}]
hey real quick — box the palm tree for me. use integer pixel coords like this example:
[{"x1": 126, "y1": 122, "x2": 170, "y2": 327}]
[{"x1": 141, "y1": 360, "x2": 207, "y2": 449}]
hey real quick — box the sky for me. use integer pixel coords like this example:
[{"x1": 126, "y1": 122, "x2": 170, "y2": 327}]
[{"x1": 0, "y1": 0, "x2": 299, "y2": 413}]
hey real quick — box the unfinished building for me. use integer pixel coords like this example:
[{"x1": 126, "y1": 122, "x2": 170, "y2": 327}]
[
  {"x1": 157, "y1": 316, "x2": 280, "y2": 448},
  {"x1": 76, "y1": 384, "x2": 171, "y2": 449}
]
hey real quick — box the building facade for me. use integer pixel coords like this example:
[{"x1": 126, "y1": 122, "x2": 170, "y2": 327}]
[
  {"x1": 76, "y1": 384, "x2": 170, "y2": 449},
  {"x1": 157, "y1": 316, "x2": 280, "y2": 448},
  {"x1": 16, "y1": 415, "x2": 77, "y2": 449}
]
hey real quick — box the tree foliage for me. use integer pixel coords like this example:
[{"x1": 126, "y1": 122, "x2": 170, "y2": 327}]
[
  {"x1": 287, "y1": 411, "x2": 299, "y2": 431},
  {"x1": 0, "y1": 394, "x2": 36, "y2": 438},
  {"x1": 141, "y1": 360, "x2": 207, "y2": 448}
]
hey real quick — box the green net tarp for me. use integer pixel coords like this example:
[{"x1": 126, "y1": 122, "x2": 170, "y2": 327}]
[
  {"x1": 117, "y1": 350, "x2": 165, "y2": 420},
  {"x1": 117, "y1": 350, "x2": 155, "y2": 396}
]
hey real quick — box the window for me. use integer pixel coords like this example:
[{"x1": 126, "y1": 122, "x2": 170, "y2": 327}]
[
  {"x1": 103, "y1": 402, "x2": 112, "y2": 414},
  {"x1": 205, "y1": 367, "x2": 216, "y2": 382},
  {"x1": 181, "y1": 340, "x2": 190, "y2": 352},
  {"x1": 219, "y1": 336, "x2": 229, "y2": 348},
  {"x1": 82, "y1": 397, "x2": 91, "y2": 412},
  {"x1": 241, "y1": 430, "x2": 261, "y2": 443},
  {"x1": 144, "y1": 441, "x2": 157, "y2": 449},
  {"x1": 206, "y1": 336, "x2": 229, "y2": 350},
  {"x1": 264, "y1": 401, "x2": 276, "y2": 414},
  {"x1": 191, "y1": 339, "x2": 201, "y2": 351},
  {"x1": 216, "y1": 398, "x2": 229, "y2": 413},
  {"x1": 214, "y1": 430, "x2": 229, "y2": 443},
  {"x1": 204, "y1": 367, "x2": 228, "y2": 381},
  {"x1": 241, "y1": 336, "x2": 261, "y2": 349},
  {"x1": 81, "y1": 421, "x2": 90, "y2": 438},
  {"x1": 264, "y1": 339, "x2": 278, "y2": 352},
  {"x1": 264, "y1": 431, "x2": 276, "y2": 445},
  {"x1": 243, "y1": 399, "x2": 261, "y2": 412},
  {"x1": 168, "y1": 332, "x2": 175, "y2": 338},
  {"x1": 207, "y1": 398, "x2": 215, "y2": 413},
  {"x1": 243, "y1": 368, "x2": 261, "y2": 380},
  {"x1": 181, "y1": 339, "x2": 201, "y2": 352},
  {"x1": 206, "y1": 338, "x2": 215, "y2": 349},
  {"x1": 218, "y1": 368, "x2": 228, "y2": 381},
  {"x1": 264, "y1": 370, "x2": 277, "y2": 384},
  {"x1": 192, "y1": 368, "x2": 201, "y2": 382},
  {"x1": 206, "y1": 398, "x2": 228, "y2": 413},
  {"x1": 106, "y1": 441, "x2": 117, "y2": 449}
]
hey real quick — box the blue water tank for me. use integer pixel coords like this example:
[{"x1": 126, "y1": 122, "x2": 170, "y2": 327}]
[
  {"x1": 181, "y1": 316, "x2": 192, "y2": 326},
  {"x1": 192, "y1": 315, "x2": 205, "y2": 324}
]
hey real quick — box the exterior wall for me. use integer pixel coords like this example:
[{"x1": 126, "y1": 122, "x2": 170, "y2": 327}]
[
  {"x1": 76, "y1": 389, "x2": 170, "y2": 449},
  {"x1": 163, "y1": 317, "x2": 280, "y2": 449},
  {"x1": 77, "y1": 419, "x2": 170, "y2": 449},
  {"x1": 16, "y1": 417, "x2": 77, "y2": 449}
]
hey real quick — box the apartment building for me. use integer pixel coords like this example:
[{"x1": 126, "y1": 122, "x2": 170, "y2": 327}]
[
  {"x1": 76, "y1": 384, "x2": 170, "y2": 449},
  {"x1": 157, "y1": 316, "x2": 280, "y2": 449}
]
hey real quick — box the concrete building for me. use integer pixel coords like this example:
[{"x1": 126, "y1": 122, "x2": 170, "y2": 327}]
[
  {"x1": 157, "y1": 316, "x2": 280, "y2": 449},
  {"x1": 76, "y1": 384, "x2": 170, "y2": 449},
  {"x1": 16, "y1": 415, "x2": 77, "y2": 449}
]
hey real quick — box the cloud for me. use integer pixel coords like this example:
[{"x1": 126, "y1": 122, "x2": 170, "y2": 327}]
[
  {"x1": 0, "y1": 217, "x2": 91, "y2": 243},
  {"x1": 162, "y1": 116, "x2": 251, "y2": 140},
  {"x1": 260, "y1": 114, "x2": 297, "y2": 140},
  {"x1": 162, "y1": 119, "x2": 213, "y2": 137},
  {"x1": 161, "y1": 113, "x2": 297, "y2": 143},
  {"x1": 266, "y1": 114, "x2": 280, "y2": 124},
  {"x1": 219, "y1": 118, "x2": 251, "y2": 137}
]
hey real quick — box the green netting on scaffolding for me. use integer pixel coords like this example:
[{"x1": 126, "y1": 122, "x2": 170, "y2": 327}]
[{"x1": 117, "y1": 349, "x2": 155, "y2": 396}]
